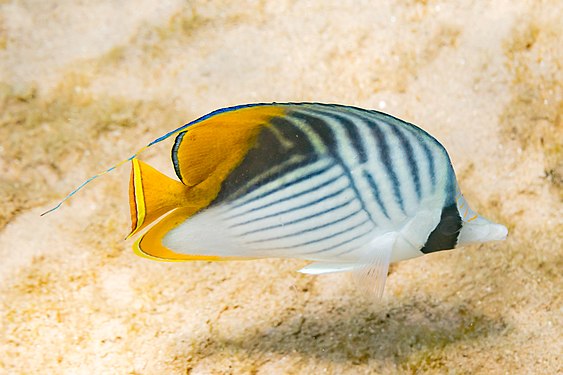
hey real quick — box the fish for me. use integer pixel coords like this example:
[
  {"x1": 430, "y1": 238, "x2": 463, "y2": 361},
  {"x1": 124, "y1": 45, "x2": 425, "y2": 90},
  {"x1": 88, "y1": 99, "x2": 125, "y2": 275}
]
[{"x1": 46, "y1": 102, "x2": 508, "y2": 297}]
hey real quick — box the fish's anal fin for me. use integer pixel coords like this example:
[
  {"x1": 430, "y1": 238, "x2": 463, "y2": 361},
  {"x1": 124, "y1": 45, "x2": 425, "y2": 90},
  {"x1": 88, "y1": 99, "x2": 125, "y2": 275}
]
[
  {"x1": 134, "y1": 207, "x2": 258, "y2": 262},
  {"x1": 353, "y1": 232, "x2": 397, "y2": 300}
]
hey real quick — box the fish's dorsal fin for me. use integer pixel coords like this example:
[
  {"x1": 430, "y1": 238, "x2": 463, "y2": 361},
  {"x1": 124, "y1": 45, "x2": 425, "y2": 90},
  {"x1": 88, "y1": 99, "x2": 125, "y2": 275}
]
[
  {"x1": 40, "y1": 126, "x2": 189, "y2": 216},
  {"x1": 40, "y1": 103, "x2": 285, "y2": 216},
  {"x1": 171, "y1": 105, "x2": 286, "y2": 186}
]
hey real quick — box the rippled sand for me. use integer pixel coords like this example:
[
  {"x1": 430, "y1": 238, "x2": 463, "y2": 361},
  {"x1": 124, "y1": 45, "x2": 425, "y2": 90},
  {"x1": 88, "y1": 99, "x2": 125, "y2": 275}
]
[{"x1": 1, "y1": 1, "x2": 561, "y2": 373}]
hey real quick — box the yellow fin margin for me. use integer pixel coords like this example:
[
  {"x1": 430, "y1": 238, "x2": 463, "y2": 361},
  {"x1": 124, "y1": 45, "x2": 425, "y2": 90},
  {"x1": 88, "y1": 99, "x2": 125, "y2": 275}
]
[{"x1": 133, "y1": 207, "x2": 254, "y2": 262}]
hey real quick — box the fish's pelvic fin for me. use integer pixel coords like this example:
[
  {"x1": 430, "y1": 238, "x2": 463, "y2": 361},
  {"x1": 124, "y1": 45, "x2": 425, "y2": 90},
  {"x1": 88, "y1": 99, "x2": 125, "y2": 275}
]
[
  {"x1": 299, "y1": 233, "x2": 397, "y2": 300},
  {"x1": 298, "y1": 262, "x2": 359, "y2": 274},
  {"x1": 353, "y1": 232, "x2": 397, "y2": 300},
  {"x1": 128, "y1": 159, "x2": 190, "y2": 238}
]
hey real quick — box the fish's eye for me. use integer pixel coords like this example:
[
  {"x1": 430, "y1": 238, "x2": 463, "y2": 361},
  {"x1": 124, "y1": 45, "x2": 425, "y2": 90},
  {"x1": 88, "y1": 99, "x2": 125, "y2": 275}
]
[{"x1": 439, "y1": 216, "x2": 462, "y2": 236}]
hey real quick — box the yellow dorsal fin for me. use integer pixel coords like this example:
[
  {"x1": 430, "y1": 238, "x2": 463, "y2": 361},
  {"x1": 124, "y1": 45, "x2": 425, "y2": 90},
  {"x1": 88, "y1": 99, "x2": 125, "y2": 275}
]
[
  {"x1": 41, "y1": 104, "x2": 286, "y2": 216},
  {"x1": 129, "y1": 105, "x2": 288, "y2": 260},
  {"x1": 172, "y1": 105, "x2": 286, "y2": 187},
  {"x1": 128, "y1": 159, "x2": 190, "y2": 237}
]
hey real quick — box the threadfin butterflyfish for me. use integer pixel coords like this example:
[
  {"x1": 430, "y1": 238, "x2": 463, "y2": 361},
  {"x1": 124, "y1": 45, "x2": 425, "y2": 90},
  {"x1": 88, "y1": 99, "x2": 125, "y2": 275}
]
[{"x1": 45, "y1": 103, "x2": 508, "y2": 298}]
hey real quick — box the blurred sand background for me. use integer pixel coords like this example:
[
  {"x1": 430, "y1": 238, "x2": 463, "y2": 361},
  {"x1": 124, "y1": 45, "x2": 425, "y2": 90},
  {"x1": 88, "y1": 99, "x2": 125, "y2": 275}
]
[{"x1": 0, "y1": 0, "x2": 562, "y2": 374}]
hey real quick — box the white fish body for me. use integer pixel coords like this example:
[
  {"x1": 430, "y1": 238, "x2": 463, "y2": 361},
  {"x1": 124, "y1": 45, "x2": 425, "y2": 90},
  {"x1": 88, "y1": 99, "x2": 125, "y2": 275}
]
[
  {"x1": 50, "y1": 103, "x2": 507, "y2": 298},
  {"x1": 125, "y1": 103, "x2": 507, "y2": 298}
]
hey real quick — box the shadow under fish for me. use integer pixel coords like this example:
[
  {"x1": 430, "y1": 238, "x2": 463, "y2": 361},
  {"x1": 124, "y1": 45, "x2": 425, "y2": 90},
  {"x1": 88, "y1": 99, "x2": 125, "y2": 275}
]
[{"x1": 188, "y1": 298, "x2": 509, "y2": 366}]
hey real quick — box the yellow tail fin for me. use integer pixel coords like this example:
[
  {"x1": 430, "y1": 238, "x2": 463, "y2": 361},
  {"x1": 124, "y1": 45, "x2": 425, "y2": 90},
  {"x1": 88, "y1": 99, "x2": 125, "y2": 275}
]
[{"x1": 128, "y1": 159, "x2": 189, "y2": 238}]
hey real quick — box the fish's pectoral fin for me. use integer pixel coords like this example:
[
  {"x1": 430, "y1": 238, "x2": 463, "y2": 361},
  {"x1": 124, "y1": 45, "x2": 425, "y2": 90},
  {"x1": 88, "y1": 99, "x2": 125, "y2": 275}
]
[
  {"x1": 353, "y1": 232, "x2": 397, "y2": 300},
  {"x1": 298, "y1": 262, "x2": 358, "y2": 275}
]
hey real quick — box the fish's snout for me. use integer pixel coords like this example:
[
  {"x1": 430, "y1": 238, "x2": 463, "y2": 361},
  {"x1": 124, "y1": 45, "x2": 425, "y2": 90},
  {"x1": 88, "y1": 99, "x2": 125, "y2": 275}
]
[
  {"x1": 489, "y1": 223, "x2": 508, "y2": 241},
  {"x1": 457, "y1": 218, "x2": 508, "y2": 246}
]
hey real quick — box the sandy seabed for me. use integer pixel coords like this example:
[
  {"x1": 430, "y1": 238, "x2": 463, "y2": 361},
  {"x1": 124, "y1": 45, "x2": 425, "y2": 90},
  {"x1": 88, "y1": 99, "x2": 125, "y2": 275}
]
[{"x1": 0, "y1": 1, "x2": 562, "y2": 374}]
